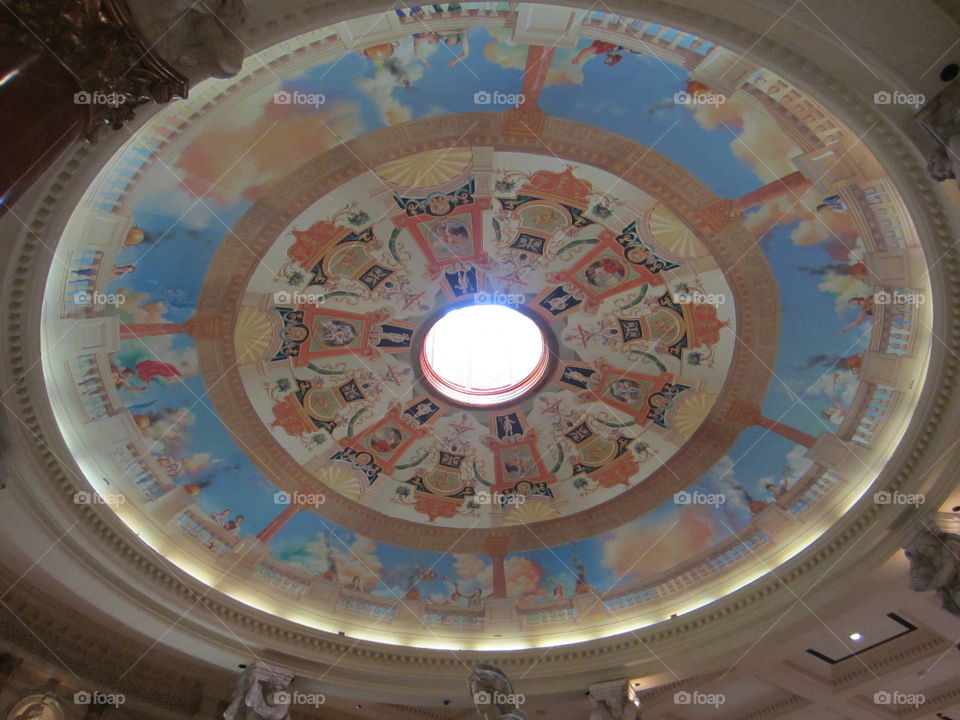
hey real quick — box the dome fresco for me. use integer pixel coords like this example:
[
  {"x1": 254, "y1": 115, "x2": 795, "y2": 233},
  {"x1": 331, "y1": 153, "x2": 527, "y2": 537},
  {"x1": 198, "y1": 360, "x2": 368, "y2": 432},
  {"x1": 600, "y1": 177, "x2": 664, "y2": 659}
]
[{"x1": 43, "y1": 5, "x2": 932, "y2": 649}]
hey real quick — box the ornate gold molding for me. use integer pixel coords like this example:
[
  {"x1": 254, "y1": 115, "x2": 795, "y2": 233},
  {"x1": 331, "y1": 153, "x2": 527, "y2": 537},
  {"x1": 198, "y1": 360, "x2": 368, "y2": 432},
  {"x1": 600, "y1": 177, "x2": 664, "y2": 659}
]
[{"x1": 0, "y1": 0, "x2": 187, "y2": 139}]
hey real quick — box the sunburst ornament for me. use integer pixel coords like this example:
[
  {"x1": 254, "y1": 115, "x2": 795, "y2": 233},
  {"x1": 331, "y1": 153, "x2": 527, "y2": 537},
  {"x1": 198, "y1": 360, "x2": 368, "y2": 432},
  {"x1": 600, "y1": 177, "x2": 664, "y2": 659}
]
[
  {"x1": 504, "y1": 500, "x2": 562, "y2": 525},
  {"x1": 234, "y1": 306, "x2": 280, "y2": 365},
  {"x1": 645, "y1": 204, "x2": 708, "y2": 258},
  {"x1": 315, "y1": 465, "x2": 365, "y2": 501},
  {"x1": 375, "y1": 147, "x2": 473, "y2": 189},
  {"x1": 671, "y1": 391, "x2": 718, "y2": 440}
]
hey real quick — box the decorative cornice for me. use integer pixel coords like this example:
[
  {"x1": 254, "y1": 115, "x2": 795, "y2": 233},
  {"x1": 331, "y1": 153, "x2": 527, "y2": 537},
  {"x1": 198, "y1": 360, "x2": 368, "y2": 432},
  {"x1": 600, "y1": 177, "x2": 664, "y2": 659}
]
[
  {"x1": 0, "y1": 570, "x2": 210, "y2": 715},
  {"x1": 1, "y1": 0, "x2": 959, "y2": 702}
]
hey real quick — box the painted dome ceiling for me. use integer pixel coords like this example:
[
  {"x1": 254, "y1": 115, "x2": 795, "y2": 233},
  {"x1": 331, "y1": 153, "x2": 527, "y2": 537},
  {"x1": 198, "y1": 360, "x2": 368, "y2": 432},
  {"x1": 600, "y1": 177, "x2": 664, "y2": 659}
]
[{"x1": 43, "y1": 4, "x2": 932, "y2": 649}]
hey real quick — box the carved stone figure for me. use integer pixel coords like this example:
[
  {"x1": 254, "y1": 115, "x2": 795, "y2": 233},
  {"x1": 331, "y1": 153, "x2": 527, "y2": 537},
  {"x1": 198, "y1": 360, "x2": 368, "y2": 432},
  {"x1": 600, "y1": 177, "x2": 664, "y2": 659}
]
[
  {"x1": 6, "y1": 693, "x2": 64, "y2": 720},
  {"x1": 903, "y1": 526, "x2": 960, "y2": 615},
  {"x1": 125, "y1": 0, "x2": 248, "y2": 85},
  {"x1": 468, "y1": 662, "x2": 526, "y2": 719},
  {"x1": 589, "y1": 680, "x2": 640, "y2": 720},
  {"x1": 0, "y1": 1, "x2": 188, "y2": 138},
  {"x1": 223, "y1": 662, "x2": 294, "y2": 720},
  {"x1": 917, "y1": 82, "x2": 960, "y2": 189}
]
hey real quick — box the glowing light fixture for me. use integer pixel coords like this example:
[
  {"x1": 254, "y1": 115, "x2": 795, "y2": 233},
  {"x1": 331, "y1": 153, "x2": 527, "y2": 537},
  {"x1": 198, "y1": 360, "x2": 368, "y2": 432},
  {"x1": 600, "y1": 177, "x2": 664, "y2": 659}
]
[{"x1": 421, "y1": 304, "x2": 549, "y2": 407}]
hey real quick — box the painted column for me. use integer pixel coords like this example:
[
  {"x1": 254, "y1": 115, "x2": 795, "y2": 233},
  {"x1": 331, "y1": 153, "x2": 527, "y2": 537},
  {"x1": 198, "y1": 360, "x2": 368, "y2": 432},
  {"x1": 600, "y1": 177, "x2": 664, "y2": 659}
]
[
  {"x1": 119, "y1": 322, "x2": 193, "y2": 339},
  {"x1": 755, "y1": 414, "x2": 817, "y2": 448},
  {"x1": 256, "y1": 502, "x2": 301, "y2": 544},
  {"x1": 731, "y1": 171, "x2": 812, "y2": 212},
  {"x1": 504, "y1": 46, "x2": 556, "y2": 136},
  {"x1": 484, "y1": 536, "x2": 510, "y2": 598},
  {"x1": 694, "y1": 171, "x2": 814, "y2": 233},
  {"x1": 519, "y1": 46, "x2": 556, "y2": 105},
  {"x1": 728, "y1": 400, "x2": 817, "y2": 448},
  {"x1": 120, "y1": 314, "x2": 219, "y2": 340}
]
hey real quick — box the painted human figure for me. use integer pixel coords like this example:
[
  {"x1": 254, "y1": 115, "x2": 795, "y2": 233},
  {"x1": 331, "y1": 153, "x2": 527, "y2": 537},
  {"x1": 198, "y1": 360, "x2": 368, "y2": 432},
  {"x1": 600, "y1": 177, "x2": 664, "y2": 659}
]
[
  {"x1": 572, "y1": 39, "x2": 624, "y2": 66},
  {"x1": 448, "y1": 580, "x2": 482, "y2": 605},
  {"x1": 816, "y1": 194, "x2": 847, "y2": 213},
  {"x1": 820, "y1": 372, "x2": 849, "y2": 424},
  {"x1": 156, "y1": 455, "x2": 184, "y2": 477},
  {"x1": 378, "y1": 330, "x2": 411, "y2": 345},
  {"x1": 841, "y1": 296, "x2": 874, "y2": 333},
  {"x1": 428, "y1": 194, "x2": 453, "y2": 215},
  {"x1": 111, "y1": 263, "x2": 137, "y2": 280},
  {"x1": 413, "y1": 30, "x2": 441, "y2": 65},
  {"x1": 610, "y1": 378, "x2": 642, "y2": 405},
  {"x1": 562, "y1": 366, "x2": 593, "y2": 385},
  {"x1": 434, "y1": 220, "x2": 471, "y2": 252},
  {"x1": 111, "y1": 365, "x2": 147, "y2": 392},
  {"x1": 585, "y1": 258, "x2": 625, "y2": 287},
  {"x1": 729, "y1": 483, "x2": 768, "y2": 515},
  {"x1": 545, "y1": 294, "x2": 572, "y2": 312},
  {"x1": 498, "y1": 414, "x2": 518, "y2": 437},
  {"x1": 454, "y1": 269, "x2": 474, "y2": 294},
  {"x1": 573, "y1": 559, "x2": 590, "y2": 594},
  {"x1": 410, "y1": 401, "x2": 437, "y2": 423},
  {"x1": 320, "y1": 320, "x2": 355, "y2": 346},
  {"x1": 551, "y1": 579, "x2": 566, "y2": 598},
  {"x1": 502, "y1": 452, "x2": 526, "y2": 477},
  {"x1": 370, "y1": 428, "x2": 402, "y2": 453},
  {"x1": 210, "y1": 508, "x2": 231, "y2": 526},
  {"x1": 765, "y1": 471, "x2": 790, "y2": 502},
  {"x1": 438, "y1": 30, "x2": 469, "y2": 66}
]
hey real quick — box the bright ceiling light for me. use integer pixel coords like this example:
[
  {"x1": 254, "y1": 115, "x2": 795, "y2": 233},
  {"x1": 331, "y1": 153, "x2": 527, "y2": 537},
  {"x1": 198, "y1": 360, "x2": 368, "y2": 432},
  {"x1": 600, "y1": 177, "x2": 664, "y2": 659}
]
[{"x1": 421, "y1": 304, "x2": 549, "y2": 407}]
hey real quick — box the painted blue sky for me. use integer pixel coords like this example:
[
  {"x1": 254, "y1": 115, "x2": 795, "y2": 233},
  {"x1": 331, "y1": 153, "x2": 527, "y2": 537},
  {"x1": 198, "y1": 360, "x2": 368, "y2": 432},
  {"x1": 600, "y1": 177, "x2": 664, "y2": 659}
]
[{"x1": 88, "y1": 23, "x2": 881, "y2": 594}]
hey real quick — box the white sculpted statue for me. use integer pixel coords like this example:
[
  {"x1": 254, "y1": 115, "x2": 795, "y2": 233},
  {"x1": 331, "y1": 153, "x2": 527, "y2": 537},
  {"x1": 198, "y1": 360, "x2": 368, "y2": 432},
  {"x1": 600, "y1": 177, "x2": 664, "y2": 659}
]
[
  {"x1": 223, "y1": 662, "x2": 294, "y2": 720},
  {"x1": 125, "y1": 0, "x2": 248, "y2": 84},
  {"x1": 6, "y1": 693, "x2": 64, "y2": 720},
  {"x1": 903, "y1": 526, "x2": 960, "y2": 615},
  {"x1": 589, "y1": 696, "x2": 639, "y2": 720},
  {"x1": 589, "y1": 681, "x2": 640, "y2": 720},
  {"x1": 468, "y1": 662, "x2": 527, "y2": 720},
  {"x1": 918, "y1": 82, "x2": 960, "y2": 189}
]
